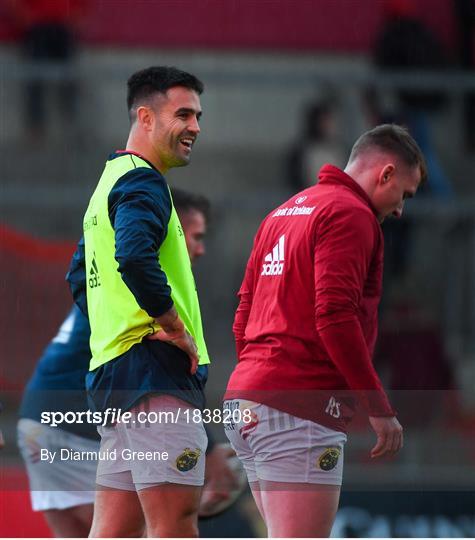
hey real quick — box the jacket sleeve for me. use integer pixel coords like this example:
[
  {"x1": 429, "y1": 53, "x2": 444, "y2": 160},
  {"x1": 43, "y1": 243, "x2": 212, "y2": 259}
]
[
  {"x1": 314, "y1": 205, "x2": 394, "y2": 416},
  {"x1": 233, "y1": 261, "x2": 254, "y2": 359},
  {"x1": 108, "y1": 168, "x2": 174, "y2": 318},
  {"x1": 66, "y1": 236, "x2": 88, "y2": 317},
  {"x1": 232, "y1": 229, "x2": 262, "y2": 360}
]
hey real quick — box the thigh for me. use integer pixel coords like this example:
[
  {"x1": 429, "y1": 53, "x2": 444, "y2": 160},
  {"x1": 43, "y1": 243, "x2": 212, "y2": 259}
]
[
  {"x1": 43, "y1": 503, "x2": 93, "y2": 538},
  {"x1": 137, "y1": 484, "x2": 202, "y2": 537},
  {"x1": 223, "y1": 399, "x2": 258, "y2": 484},
  {"x1": 124, "y1": 394, "x2": 208, "y2": 487},
  {"x1": 17, "y1": 419, "x2": 97, "y2": 511},
  {"x1": 249, "y1": 480, "x2": 266, "y2": 523},
  {"x1": 90, "y1": 486, "x2": 144, "y2": 538},
  {"x1": 260, "y1": 482, "x2": 341, "y2": 537},
  {"x1": 223, "y1": 401, "x2": 346, "y2": 536},
  {"x1": 95, "y1": 422, "x2": 131, "y2": 487},
  {"x1": 249, "y1": 405, "x2": 347, "y2": 486}
]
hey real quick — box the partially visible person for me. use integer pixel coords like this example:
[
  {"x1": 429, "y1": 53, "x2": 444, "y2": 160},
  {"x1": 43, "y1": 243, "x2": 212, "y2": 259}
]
[
  {"x1": 18, "y1": 305, "x2": 98, "y2": 537},
  {"x1": 18, "y1": 188, "x2": 239, "y2": 537},
  {"x1": 224, "y1": 124, "x2": 426, "y2": 537},
  {"x1": 369, "y1": 2, "x2": 454, "y2": 284},
  {"x1": 287, "y1": 98, "x2": 346, "y2": 191},
  {"x1": 67, "y1": 65, "x2": 211, "y2": 538},
  {"x1": 7, "y1": 0, "x2": 86, "y2": 139},
  {"x1": 373, "y1": 0, "x2": 453, "y2": 198},
  {"x1": 171, "y1": 187, "x2": 210, "y2": 262}
]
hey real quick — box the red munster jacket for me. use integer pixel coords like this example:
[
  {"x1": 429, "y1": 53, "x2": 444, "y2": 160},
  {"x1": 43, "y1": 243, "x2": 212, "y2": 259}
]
[{"x1": 225, "y1": 164, "x2": 395, "y2": 433}]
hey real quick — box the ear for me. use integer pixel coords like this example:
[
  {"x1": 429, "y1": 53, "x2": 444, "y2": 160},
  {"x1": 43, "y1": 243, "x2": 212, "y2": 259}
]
[
  {"x1": 378, "y1": 163, "x2": 395, "y2": 186},
  {"x1": 136, "y1": 105, "x2": 154, "y2": 132}
]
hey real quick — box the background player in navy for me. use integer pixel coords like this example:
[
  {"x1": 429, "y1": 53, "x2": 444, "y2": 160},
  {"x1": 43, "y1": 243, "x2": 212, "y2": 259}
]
[{"x1": 18, "y1": 189, "x2": 239, "y2": 537}]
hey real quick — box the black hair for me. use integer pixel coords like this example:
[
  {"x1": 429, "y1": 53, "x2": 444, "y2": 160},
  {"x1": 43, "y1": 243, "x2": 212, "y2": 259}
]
[
  {"x1": 303, "y1": 99, "x2": 337, "y2": 140},
  {"x1": 171, "y1": 187, "x2": 211, "y2": 224},
  {"x1": 127, "y1": 66, "x2": 204, "y2": 120},
  {"x1": 349, "y1": 124, "x2": 428, "y2": 184}
]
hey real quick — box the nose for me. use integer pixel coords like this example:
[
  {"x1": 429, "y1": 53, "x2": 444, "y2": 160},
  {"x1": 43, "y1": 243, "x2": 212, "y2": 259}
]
[
  {"x1": 195, "y1": 243, "x2": 205, "y2": 259},
  {"x1": 188, "y1": 115, "x2": 200, "y2": 135}
]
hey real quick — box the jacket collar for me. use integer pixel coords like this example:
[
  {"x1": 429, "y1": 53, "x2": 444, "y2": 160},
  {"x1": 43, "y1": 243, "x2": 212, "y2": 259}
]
[
  {"x1": 318, "y1": 164, "x2": 378, "y2": 216},
  {"x1": 111, "y1": 150, "x2": 160, "y2": 173}
]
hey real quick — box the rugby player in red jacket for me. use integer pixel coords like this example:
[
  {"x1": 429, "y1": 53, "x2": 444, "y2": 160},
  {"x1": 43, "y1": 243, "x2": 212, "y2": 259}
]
[{"x1": 224, "y1": 124, "x2": 427, "y2": 537}]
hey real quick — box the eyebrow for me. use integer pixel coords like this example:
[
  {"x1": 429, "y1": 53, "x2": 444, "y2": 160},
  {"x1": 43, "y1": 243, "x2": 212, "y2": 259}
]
[{"x1": 176, "y1": 107, "x2": 202, "y2": 120}]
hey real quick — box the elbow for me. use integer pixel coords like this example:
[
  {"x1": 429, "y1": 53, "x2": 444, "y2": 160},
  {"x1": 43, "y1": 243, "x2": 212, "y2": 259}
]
[
  {"x1": 232, "y1": 322, "x2": 246, "y2": 341},
  {"x1": 316, "y1": 297, "x2": 358, "y2": 318},
  {"x1": 116, "y1": 255, "x2": 146, "y2": 275},
  {"x1": 233, "y1": 309, "x2": 249, "y2": 340},
  {"x1": 315, "y1": 301, "x2": 359, "y2": 331}
]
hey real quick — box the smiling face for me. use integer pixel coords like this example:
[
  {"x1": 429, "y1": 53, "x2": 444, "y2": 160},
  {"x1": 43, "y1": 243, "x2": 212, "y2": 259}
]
[
  {"x1": 135, "y1": 86, "x2": 202, "y2": 173},
  {"x1": 371, "y1": 162, "x2": 422, "y2": 222},
  {"x1": 153, "y1": 86, "x2": 202, "y2": 170}
]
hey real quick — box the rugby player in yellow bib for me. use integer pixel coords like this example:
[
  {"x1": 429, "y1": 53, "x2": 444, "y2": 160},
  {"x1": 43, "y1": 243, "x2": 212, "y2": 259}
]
[{"x1": 68, "y1": 66, "x2": 210, "y2": 538}]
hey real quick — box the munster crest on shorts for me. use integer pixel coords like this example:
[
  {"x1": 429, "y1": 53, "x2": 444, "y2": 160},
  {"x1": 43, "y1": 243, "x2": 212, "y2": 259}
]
[
  {"x1": 176, "y1": 448, "x2": 201, "y2": 472},
  {"x1": 317, "y1": 448, "x2": 341, "y2": 471}
]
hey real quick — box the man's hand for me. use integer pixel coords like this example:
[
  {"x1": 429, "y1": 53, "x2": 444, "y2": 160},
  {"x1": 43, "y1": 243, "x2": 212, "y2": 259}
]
[
  {"x1": 147, "y1": 307, "x2": 199, "y2": 374},
  {"x1": 369, "y1": 416, "x2": 403, "y2": 458},
  {"x1": 199, "y1": 443, "x2": 241, "y2": 517},
  {"x1": 148, "y1": 328, "x2": 199, "y2": 375}
]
